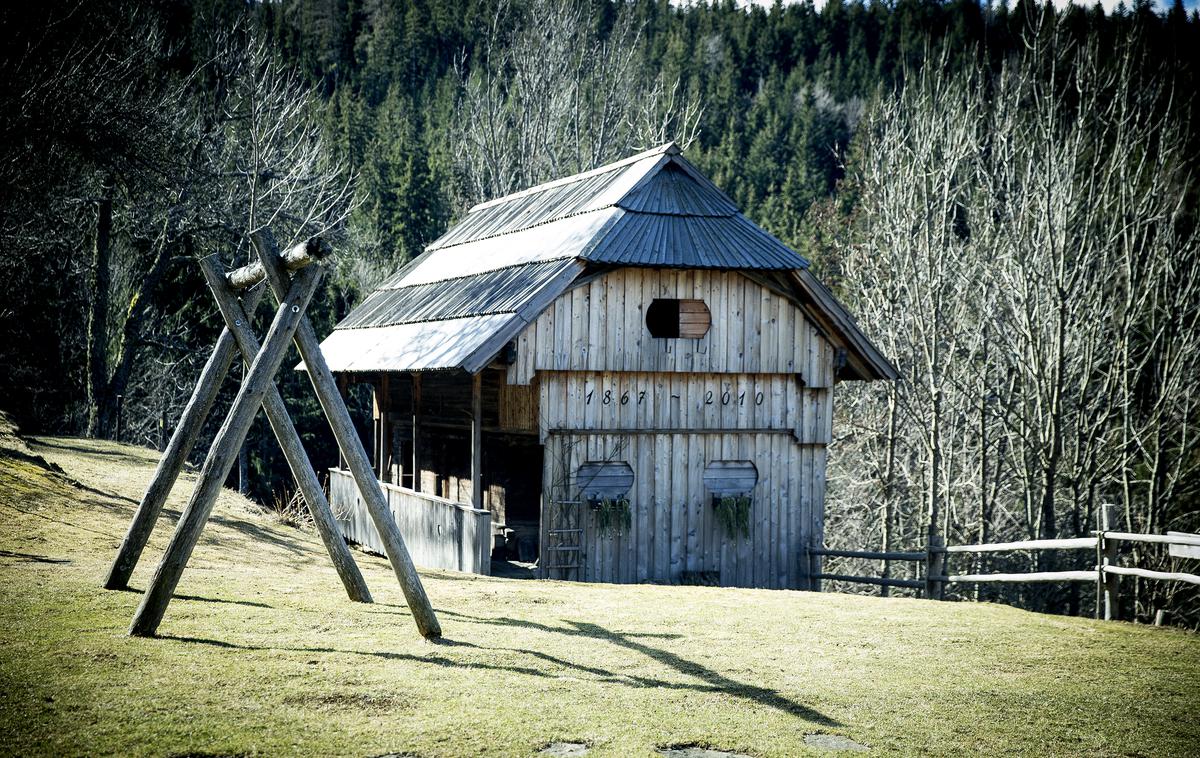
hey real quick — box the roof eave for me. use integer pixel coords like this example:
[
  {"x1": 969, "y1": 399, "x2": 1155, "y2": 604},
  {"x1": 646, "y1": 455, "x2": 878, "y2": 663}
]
[{"x1": 789, "y1": 269, "x2": 898, "y2": 382}]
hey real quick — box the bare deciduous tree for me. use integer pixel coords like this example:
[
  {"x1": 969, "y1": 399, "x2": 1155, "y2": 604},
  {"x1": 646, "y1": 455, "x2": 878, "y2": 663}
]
[
  {"x1": 450, "y1": 0, "x2": 701, "y2": 205},
  {"x1": 825, "y1": 22, "x2": 1200, "y2": 624}
]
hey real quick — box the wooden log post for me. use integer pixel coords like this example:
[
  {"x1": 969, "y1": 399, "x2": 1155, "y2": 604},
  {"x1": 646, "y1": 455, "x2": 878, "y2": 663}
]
[
  {"x1": 225, "y1": 237, "x2": 332, "y2": 291},
  {"x1": 252, "y1": 231, "x2": 441, "y2": 639},
  {"x1": 471, "y1": 371, "x2": 483, "y2": 511},
  {"x1": 129, "y1": 266, "x2": 323, "y2": 637},
  {"x1": 199, "y1": 257, "x2": 372, "y2": 604},
  {"x1": 1100, "y1": 504, "x2": 1120, "y2": 621},
  {"x1": 103, "y1": 286, "x2": 266, "y2": 590}
]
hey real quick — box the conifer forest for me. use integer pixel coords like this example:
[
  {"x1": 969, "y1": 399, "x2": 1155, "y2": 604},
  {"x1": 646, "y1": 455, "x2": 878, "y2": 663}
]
[{"x1": 3, "y1": 0, "x2": 1199, "y2": 626}]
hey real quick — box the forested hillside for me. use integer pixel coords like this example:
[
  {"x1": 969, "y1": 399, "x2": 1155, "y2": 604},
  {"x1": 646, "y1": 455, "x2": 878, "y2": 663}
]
[{"x1": 2, "y1": 0, "x2": 1197, "y2": 624}]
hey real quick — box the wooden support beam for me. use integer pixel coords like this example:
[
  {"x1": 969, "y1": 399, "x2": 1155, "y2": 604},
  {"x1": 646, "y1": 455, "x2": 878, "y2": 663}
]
[
  {"x1": 336, "y1": 374, "x2": 349, "y2": 471},
  {"x1": 225, "y1": 237, "x2": 332, "y2": 291},
  {"x1": 411, "y1": 373, "x2": 421, "y2": 493},
  {"x1": 199, "y1": 257, "x2": 372, "y2": 604},
  {"x1": 252, "y1": 231, "x2": 441, "y2": 639},
  {"x1": 471, "y1": 371, "x2": 482, "y2": 511},
  {"x1": 379, "y1": 373, "x2": 390, "y2": 482},
  {"x1": 103, "y1": 286, "x2": 267, "y2": 590},
  {"x1": 129, "y1": 265, "x2": 323, "y2": 637}
]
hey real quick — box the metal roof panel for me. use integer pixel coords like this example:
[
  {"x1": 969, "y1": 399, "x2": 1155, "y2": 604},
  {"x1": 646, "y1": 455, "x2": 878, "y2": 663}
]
[
  {"x1": 318, "y1": 314, "x2": 518, "y2": 372},
  {"x1": 583, "y1": 212, "x2": 808, "y2": 270},
  {"x1": 337, "y1": 259, "x2": 579, "y2": 329},
  {"x1": 400, "y1": 208, "x2": 621, "y2": 286}
]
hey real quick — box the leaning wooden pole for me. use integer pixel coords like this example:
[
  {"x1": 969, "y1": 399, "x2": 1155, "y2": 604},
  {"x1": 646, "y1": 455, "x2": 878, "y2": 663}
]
[
  {"x1": 103, "y1": 286, "x2": 267, "y2": 590},
  {"x1": 129, "y1": 266, "x2": 323, "y2": 637},
  {"x1": 199, "y1": 257, "x2": 372, "y2": 604},
  {"x1": 252, "y1": 231, "x2": 441, "y2": 639}
]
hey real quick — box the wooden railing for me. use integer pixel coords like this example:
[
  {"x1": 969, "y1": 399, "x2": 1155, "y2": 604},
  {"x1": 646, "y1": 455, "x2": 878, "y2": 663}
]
[
  {"x1": 809, "y1": 506, "x2": 1199, "y2": 621},
  {"x1": 809, "y1": 549, "x2": 926, "y2": 590},
  {"x1": 328, "y1": 467, "x2": 492, "y2": 575}
]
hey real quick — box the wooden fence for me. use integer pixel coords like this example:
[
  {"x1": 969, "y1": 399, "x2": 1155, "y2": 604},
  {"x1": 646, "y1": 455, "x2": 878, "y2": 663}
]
[{"x1": 809, "y1": 506, "x2": 1200, "y2": 621}]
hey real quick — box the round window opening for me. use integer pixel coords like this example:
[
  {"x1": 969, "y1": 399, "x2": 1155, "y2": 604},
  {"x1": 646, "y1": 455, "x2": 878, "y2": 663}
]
[{"x1": 646, "y1": 298, "x2": 711, "y2": 339}]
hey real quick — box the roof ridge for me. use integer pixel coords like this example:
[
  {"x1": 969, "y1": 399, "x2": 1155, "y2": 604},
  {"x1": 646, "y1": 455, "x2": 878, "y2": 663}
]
[
  {"x1": 429, "y1": 205, "x2": 619, "y2": 253},
  {"x1": 469, "y1": 142, "x2": 679, "y2": 212}
]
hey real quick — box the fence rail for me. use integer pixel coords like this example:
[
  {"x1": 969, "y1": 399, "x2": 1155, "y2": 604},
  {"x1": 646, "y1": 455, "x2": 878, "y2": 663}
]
[
  {"x1": 809, "y1": 505, "x2": 1198, "y2": 621},
  {"x1": 935, "y1": 570, "x2": 1098, "y2": 584},
  {"x1": 814, "y1": 573, "x2": 923, "y2": 589},
  {"x1": 1102, "y1": 531, "x2": 1200, "y2": 547},
  {"x1": 810, "y1": 548, "x2": 926, "y2": 561},
  {"x1": 933, "y1": 537, "x2": 1097, "y2": 554},
  {"x1": 1101, "y1": 564, "x2": 1200, "y2": 586}
]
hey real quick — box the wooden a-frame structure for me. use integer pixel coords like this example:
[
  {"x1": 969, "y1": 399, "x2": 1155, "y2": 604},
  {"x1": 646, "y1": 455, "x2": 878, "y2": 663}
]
[{"x1": 105, "y1": 231, "x2": 440, "y2": 639}]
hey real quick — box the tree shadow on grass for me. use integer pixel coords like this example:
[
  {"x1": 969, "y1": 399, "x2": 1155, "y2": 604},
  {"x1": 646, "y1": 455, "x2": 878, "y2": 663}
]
[
  {"x1": 433, "y1": 610, "x2": 839, "y2": 726},
  {"x1": 165, "y1": 613, "x2": 841, "y2": 728},
  {"x1": 75, "y1": 483, "x2": 139, "y2": 506},
  {"x1": 565, "y1": 620, "x2": 840, "y2": 725},
  {"x1": 0, "y1": 500, "x2": 126, "y2": 540},
  {"x1": 118, "y1": 587, "x2": 275, "y2": 610},
  {"x1": 0, "y1": 549, "x2": 70, "y2": 564},
  {"x1": 207, "y1": 515, "x2": 315, "y2": 559},
  {"x1": 437, "y1": 609, "x2": 683, "y2": 641},
  {"x1": 163, "y1": 635, "x2": 555, "y2": 679},
  {"x1": 31, "y1": 438, "x2": 141, "y2": 460}
]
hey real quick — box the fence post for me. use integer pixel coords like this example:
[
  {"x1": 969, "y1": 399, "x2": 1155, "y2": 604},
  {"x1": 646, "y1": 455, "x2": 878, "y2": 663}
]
[
  {"x1": 1099, "y1": 504, "x2": 1120, "y2": 621},
  {"x1": 924, "y1": 537, "x2": 944, "y2": 600},
  {"x1": 805, "y1": 545, "x2": 817, "y2": 591}
]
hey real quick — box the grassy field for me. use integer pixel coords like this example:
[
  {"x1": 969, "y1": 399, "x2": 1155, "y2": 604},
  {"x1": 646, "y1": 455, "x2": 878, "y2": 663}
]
[{"x1": 0, "y1": 423, "x2": 1196, "y2": 757}]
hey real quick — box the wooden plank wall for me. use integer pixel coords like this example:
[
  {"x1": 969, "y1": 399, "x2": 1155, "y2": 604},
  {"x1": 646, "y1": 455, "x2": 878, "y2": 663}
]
[
  {"x1": 538, "y1": 371, "x2": 831, "y2": 445},
  {"x1": 541, "y1": 432, "x2": 826, "y2": 589},
  {"x1": 508, "y1": 268, "x2": 834, "y2": 385},
  {"x1": 523, "y1": 266, "x2": 838, "y2": 589}
]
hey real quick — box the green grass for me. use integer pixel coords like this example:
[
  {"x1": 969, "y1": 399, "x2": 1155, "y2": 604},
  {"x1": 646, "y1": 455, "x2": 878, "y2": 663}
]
[{"x1": 0, "y1": 428, "x2": 1197, "y2": 757}]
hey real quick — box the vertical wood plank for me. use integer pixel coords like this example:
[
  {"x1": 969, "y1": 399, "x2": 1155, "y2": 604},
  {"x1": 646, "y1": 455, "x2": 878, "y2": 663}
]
[
  {"x1": 633, "y1": 434, "x2": 649, "y2": 582},
  {"x1": 653, "y1": 433, "x2": 669, "y2": 581},
  {"x1": 670, "y1": 433, "x2": 685, "y2": 583},
  {"x1": 685, "y1": 433, "x2": 701, "y2": 574},
  {"x1": 761, "y1": 398, "x2": 775, "y2": 588},
  {"x1": 780, "y1": 296, "x2": 796, "y2": 374}
]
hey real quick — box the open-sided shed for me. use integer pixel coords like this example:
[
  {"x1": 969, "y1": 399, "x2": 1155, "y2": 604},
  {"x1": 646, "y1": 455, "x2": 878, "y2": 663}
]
[{"x1": 320, "y1": 142, "x2": 895, "y2": 588}]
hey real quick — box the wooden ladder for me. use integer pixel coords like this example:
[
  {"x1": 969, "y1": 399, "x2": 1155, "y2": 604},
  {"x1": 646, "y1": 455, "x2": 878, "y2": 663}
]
[{"x1": 545, "y1": 498, "x2": 583, "y2": 580}]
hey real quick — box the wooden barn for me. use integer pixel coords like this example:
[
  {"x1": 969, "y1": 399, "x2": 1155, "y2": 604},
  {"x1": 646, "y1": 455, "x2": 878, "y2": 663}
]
[{"x1": 320, "y1": 143, "x2": 895, "y2": 589}]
